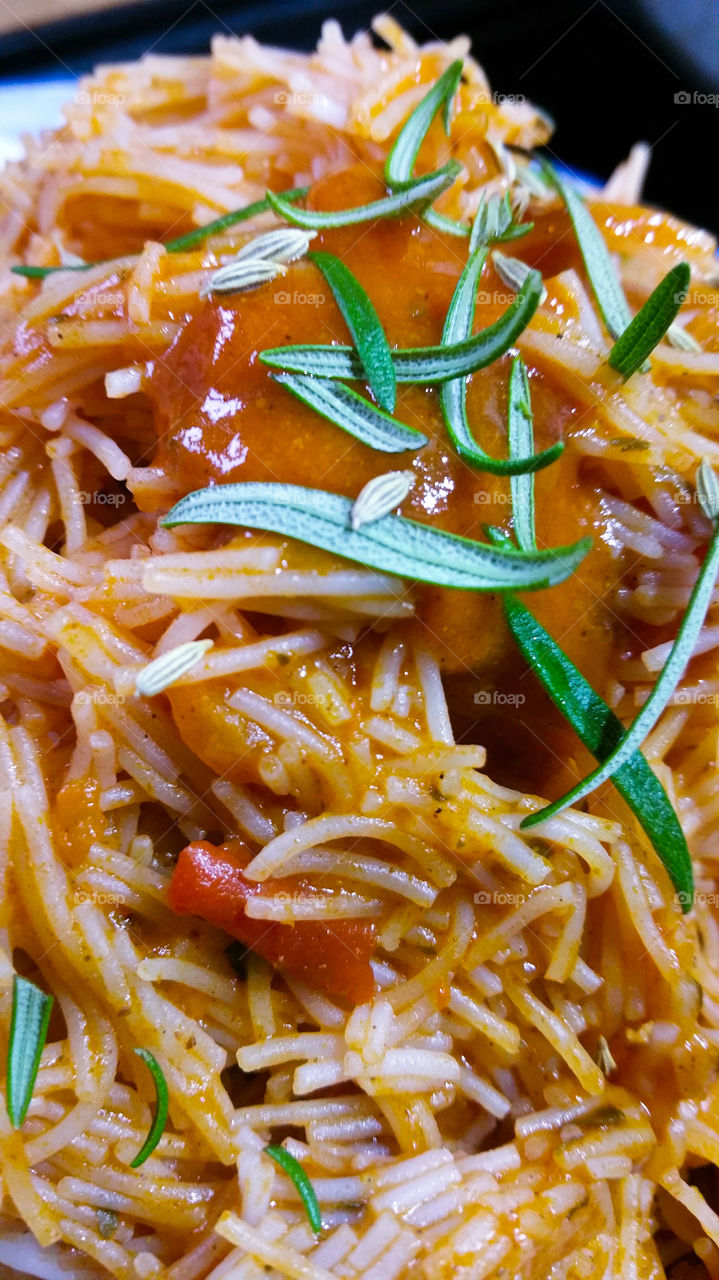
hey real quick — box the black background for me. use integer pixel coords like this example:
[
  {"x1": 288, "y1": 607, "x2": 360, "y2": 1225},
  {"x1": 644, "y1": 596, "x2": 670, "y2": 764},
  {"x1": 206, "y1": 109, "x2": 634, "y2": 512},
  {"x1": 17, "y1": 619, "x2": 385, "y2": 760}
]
[{"x1": 1, "y1": 0, "x2": 716, "y2": 232}]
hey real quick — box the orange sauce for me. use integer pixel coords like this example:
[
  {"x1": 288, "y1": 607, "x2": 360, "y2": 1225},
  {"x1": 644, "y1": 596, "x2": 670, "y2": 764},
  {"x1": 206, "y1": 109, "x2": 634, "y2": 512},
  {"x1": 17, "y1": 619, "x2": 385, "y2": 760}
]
[{"x1": 148, "y1": 167, "x2": 619, "y2": 712}]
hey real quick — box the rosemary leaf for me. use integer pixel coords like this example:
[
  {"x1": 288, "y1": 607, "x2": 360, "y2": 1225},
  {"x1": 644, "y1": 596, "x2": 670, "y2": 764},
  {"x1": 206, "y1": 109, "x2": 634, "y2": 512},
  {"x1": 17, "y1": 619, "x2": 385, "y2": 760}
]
[
  {"x1": 501, "y1": 591, "x2": 694, "y2": 907},
  {"x1": 608, "y1": 262, "x2": 691, "y2": 378},
  {"x1": 439, "y1": 251, "x2": 562, "y2": 475},
  {"x1": 130, "y1": 1048, "x2": 169, "y2": 1168},
  {"x1": 385, "y1": 60, "x2": 464, "y2": 188},
  {"x1": 265, "y1": 1144, "x2": 323, "y2": 1235},
  {"x1": 162, "y1": 481, "x2": 591, "y2": 593},
  {"x1": 6, "y1": 975, "x2": 53, "y2": 1129},
  {"x1": 271, "y1": 373, "x2": 427, "y2": 453},
  {"x1": 522, "y1": 465, "x2": 719, "y2": 838},
  {"x1": 542, "y1": 160, "x2": 631, "y2": 340},
  {"x1": 260, "y1": 269, "x2": 543, "y2": 383},
  {"x1": 308, "y1": 251, "x2": 396, "y2": 411},
  {"x1": 266, "y1": 163, "x2": 461, "y2": 230}
]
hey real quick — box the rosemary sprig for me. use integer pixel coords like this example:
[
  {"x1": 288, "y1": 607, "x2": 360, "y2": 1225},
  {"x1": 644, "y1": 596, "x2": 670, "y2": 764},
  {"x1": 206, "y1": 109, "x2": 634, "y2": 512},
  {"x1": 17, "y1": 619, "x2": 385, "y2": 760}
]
[
  {"x1": 522, "y1": 460, "x2": 719, "y2": 834},
  {"x1": 385, "y1": 60, "x2": 463, "y2": 189},
  {"x1": 541, "y1": 160, "x2": 631, "y2": 340},
  {"x1": 260, "y1": 269, "x2": 543, "y2": 383},
  {"x1": 162, "y1": 481, "x2": 591, "y2": 592},
  {"x1": 439, "y1": 247, "x2": 562, "y2": 475},
  {"x1": 308, "y1": 251, "x2": 396, "y2": 411},
  {"x1": 264, "y1": 1144, "x2": 323, "y2": 1235},
  {"x1": 11, "y1": 186, "x2": 310, "y2": 279},
  {"x1": 384, "y1": 59, "x2": 469, "y2": 237},
  {"x1": 502, "y1": 593, "x2": 694, "y2": 906},
  {"x1": 608, "y1": 262, "x2": 691, "y2": 378},
  {"x1": 270, "y1": 373, "x2": 428, "y2": 453},
  {"x1": 506, "y1": 355, "x2": 539, "y2": 550},
  {"x1": 6, "y1": 975, "x2": 53, "y2": 1128},
  {"x1": 469, "y1": 191, "x2": 533, "y2": 251},
  {"x1": 266, "y1": 163, "x2": 461, "y2": 230},
  {"x1": 130, "y1": 1048, "x2": 169, "y2": 1168}
]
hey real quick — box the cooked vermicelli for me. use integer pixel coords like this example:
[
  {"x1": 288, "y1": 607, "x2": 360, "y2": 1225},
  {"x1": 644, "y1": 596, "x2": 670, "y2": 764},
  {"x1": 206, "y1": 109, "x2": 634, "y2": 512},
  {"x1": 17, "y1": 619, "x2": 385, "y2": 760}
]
[{"x1": 1, "y1": 15, "x2": 719, "y2": 1280}]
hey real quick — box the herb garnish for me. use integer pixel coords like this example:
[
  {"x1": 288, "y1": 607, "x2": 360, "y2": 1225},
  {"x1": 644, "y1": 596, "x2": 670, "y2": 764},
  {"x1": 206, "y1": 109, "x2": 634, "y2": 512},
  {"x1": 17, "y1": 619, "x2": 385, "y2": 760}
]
[
  {"x1": 384, "y1": 59, "x2": 469, "y2": 238},
  {"x1": 266, "y1": 163, "x2": 461, "y2": 230},
  {"x1": 11, "y1": 186, "x2": 310, "y2": 279},
  {"x1": 506, "y1": 356, "x2": 539, "y2": 550},
  {"x1": 162, "y1": 481, "x2": 590, "y2": 592},
  {"x1": 439, "y1": 247, "x2": 562, "y2": 475},
  {"x1": 265, "y1": 1144, "x2": 323, "y2": 1235},
  {"x1": 6, "y1": 975, "x2": 53, "y2": 1128},
  {"x1": 502, "y1": 592, "x2": 694, "y2": 905},
  {"x1": 136, "y1": 639, "x2": 214, "y2": 697},
  {"x1": 350, "y1": 470, "x2": 415, "y2": 530},
  {"x1": 608, "y1": 262, "x2": 691, "y2": 378},
  {"x1": 486, "y1": 376, "x2": 694, "y2": 907},
  {"x1": 469, "y1": 191, "x2": 533, "y2": 250},
  {"x1": 270, "y1": 373, "x2": 427, "y2": 452},
  {"x1": 541, "y1": 160, "x2": 631, "y2": 340},
  {"x1": 522, "y1": 459, "x2": 719, "y2": 842},
  {"x1": 308, "y1": 252, "x2": 396, "y2": 411},
  {"x1": 130, "y1": 1048, "x2": 169, "y2": 1168},
  {"x1": 260, "y1": 269, "x2": 543, "y2": 383}
]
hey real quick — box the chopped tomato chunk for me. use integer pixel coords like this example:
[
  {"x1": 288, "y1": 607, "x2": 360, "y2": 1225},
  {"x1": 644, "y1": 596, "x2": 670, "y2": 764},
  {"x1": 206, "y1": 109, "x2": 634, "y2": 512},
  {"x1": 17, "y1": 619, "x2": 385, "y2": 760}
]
[{"x1": 168, "y1": 840, "x2": 375, "y2": 1004}]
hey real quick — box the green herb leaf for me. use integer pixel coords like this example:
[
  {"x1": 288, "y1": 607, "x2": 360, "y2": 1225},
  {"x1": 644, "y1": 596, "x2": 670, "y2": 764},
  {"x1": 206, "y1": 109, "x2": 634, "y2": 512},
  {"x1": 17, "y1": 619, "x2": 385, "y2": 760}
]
[
  {"x1": 439, "y1": 250, "x2": 562, "y2": 475},
  {"x1": 385, "y1": 60, "x2": 463, "y2": 189},
  {"x1": 697, "y1": 458, "x2": 719, "y2": 521},
  {"x1": 492, "y1": 250, "x2": 548, "y2": 303},
  {"x1": 522, "y1": 477, "x2": 719, "y2": 836},
  {"x1": 507, "y1": 356, "x2": 539, "y2": 551},
  {"x1": 130, "y1": 1048, "x2": 169, "y2": 1168},
  {"x1": 97, "y1": 1209, "x2": 119, "y2": 1239},
  {"x1": 265, "y1": 1144, "x2": 323, "y2": 1235},
  {"x1": 272, "y1": 373, "x2": 427, "y2": 452},
  {"x1": 469, "y1": 191, "x2": 533, "y2": 252},
  {"x1": 136, "y1": 639, "x2": 214, "y2": 697},
  {"x1": 162, "y1": 481, "x2": 591, "y2": 592},
  {"x1": 350, "y1": 470, "x2": 415, "y2": 529},
  {"x1": 308, "y1": 251, "x2": 396, "y2": 412},
  {"x1": 542, "y1": 161, "x2": 631, "y2": 340},
  {"x1": 266, "y1": 163, "x2": 461, "y2": 230},
  {"x1": 6, "y1": 975, "x2": 53, "y2": 1128},
  {"x1": 165, "y1": 186, "x2": 310, "y2": 254},
  {"x1": 608, "y1": 262, "x2": 691, "y2": 378},
  {"x1": 11, "y1": 187, "x2": 311, "y2": 278},
  {"x1": 260, "y1": 268, "x2": 543, "y2": 384},
  {"x1": 425, "y1": 209, "x2": 471, "y2": 237},
  {"x1": 501, "y1": 593, "x2": 694, "y2": 906}
]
